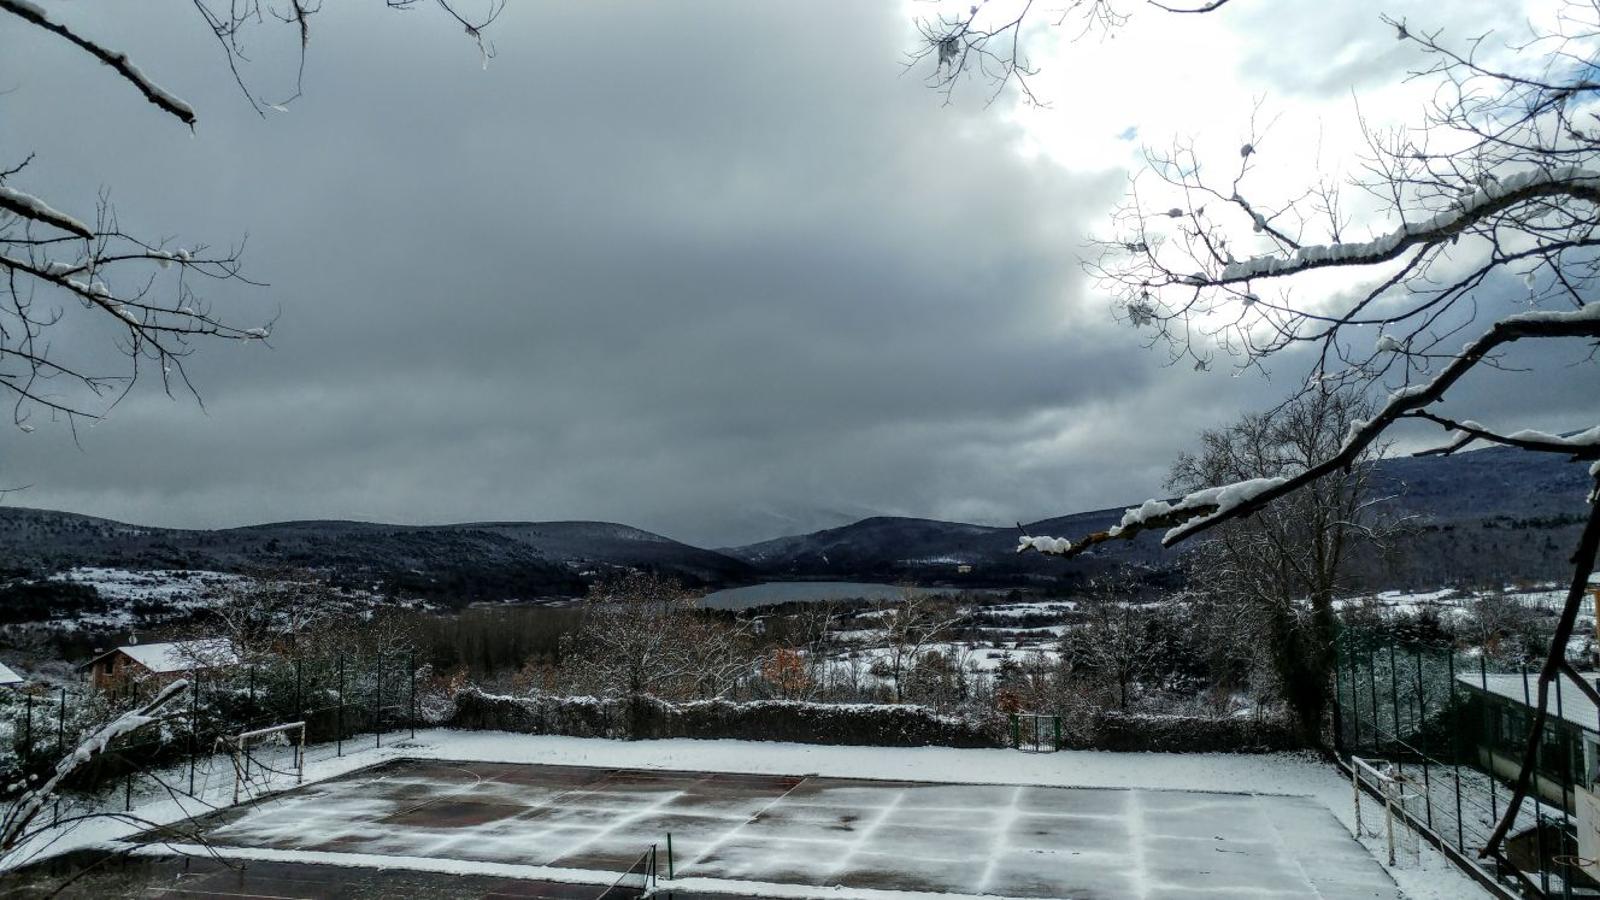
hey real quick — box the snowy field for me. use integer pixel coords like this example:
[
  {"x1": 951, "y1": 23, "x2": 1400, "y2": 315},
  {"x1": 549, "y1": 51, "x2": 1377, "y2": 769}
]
[
  {"x1": 0, "y1": 730, "x2": 1492, "y2": 899},
  {"x1": 45, "y1": 567, "x2": 250, "y2": 627}
]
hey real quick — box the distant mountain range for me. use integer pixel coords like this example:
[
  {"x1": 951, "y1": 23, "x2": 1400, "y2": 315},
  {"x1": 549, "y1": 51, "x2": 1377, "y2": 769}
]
[{"x1": 0, "y1": 444, "x2": 1591, "y2": 605}]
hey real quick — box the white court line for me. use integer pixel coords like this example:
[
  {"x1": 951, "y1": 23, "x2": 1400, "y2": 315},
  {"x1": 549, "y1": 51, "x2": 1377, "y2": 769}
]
[
  {"x1": 680, "y1": 774, "x2": 810, "y2": 872},
  {"x1": 825, "y1": 789, "x2": 906, "y2": 881},
  {"x1": 121, "y1": 843, "x2": 1056, "y2": 900},
  {"x1": 973, "y1": 785, "x2": 1022, "y2": 894},
  {"x1": 543, "y1": 783, "x2": 687, "y2": 864},
  {"x1": 382, "y1": 764, "x2": 487, "y2": 821},
  {"x1": 1126, "y1": 786, "x2": 1151, "y2": 899}
]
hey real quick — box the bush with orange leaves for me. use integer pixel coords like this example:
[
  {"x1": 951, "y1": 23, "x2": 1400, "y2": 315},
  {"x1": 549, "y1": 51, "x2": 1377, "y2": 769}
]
[{"x1": 762, "y1": 648, "x2": 811, "y2": 700}]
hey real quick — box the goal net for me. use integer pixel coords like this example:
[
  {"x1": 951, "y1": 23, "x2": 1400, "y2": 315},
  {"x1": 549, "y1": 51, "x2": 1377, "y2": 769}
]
[
  {"x1": 1350, "y1": 756, "x2": 1423, "y2": 865},
  {"x1": 220, "y1": 721, "x2": 307, "y2": 804}
]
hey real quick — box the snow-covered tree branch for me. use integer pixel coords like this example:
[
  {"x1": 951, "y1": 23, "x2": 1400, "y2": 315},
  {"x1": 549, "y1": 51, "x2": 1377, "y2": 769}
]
[
  {"x1": 0, "y1": 680, "x2": 189, "y2": 857},
  {"x1": 935, "y1": 0, "x2": 1600, "y2": 860}
]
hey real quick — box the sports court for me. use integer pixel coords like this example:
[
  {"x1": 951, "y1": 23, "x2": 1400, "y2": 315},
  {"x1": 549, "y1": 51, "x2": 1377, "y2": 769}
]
[{"x1": 124, "y1": 757, "x2": 1401, "y2": 899}]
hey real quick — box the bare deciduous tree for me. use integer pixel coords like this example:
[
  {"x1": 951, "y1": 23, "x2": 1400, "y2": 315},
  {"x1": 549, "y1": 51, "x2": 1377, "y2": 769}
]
[
  {"x1": 562, "y1": 572, "x2": 696, "y2": 700},
  {"x1": 1459, "y1": 590, "x2": 1543, "y2": 662},
  {"x1": 201, "y1": 576, "x2": 336, "y2": 663},
  {"x1": 909, "y1": 0, "x2": 1239, "y2": 107},
  {"x1": 1168, "y1": 389, "x2": 1390, "y2": 743},
  {"x1": 874, "y1": 588, "x2": 962, "y2": 703},
  {"x1": 940, "y1": 0, "x2": 1600, "y2": 857},
  {"x1": 1060, "y1": 577, "x2": 1169, "y2": 710},
  {"x1": 560, "y1": 572, "x2": 753, "y2": 731}
]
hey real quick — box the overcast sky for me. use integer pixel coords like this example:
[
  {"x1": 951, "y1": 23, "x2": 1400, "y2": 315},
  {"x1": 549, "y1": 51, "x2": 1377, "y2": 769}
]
[{"x1": 1, "y1": 0, "x2": 1593, "y2": 548}]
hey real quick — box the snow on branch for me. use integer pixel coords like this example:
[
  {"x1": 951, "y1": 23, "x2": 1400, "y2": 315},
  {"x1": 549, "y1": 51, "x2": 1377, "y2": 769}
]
[
  {"x1": 1016, "y1": 535, "x2": 1074, "y2": 555},
  {"x1": 0, "y1": 185, "x2": 92, "y2": 240},
  {"x1": 1217, "y1": 166, "x2": 1600, "y2": 284},
  {"x1": 1021, "y1": 304, "x2": 1600, "y2": 558},
  {"x1": 0, "y1": 0, "x2": 196, "y2": 126},
  {"x1": 1019, "y1": 477, "x2": 1287, "y2": 556},
  {"x1": 0, "y1": 679, "x2": 188, "y2": 853},
  {"x1": 1411, "y1": 411, "x2": 1600, "y2": 460}
]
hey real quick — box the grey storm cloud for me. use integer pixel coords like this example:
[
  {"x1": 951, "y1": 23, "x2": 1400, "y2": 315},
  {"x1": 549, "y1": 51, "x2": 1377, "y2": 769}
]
[{"x1": 0, "y1": 1, "x2": 1590, "y2": 547}]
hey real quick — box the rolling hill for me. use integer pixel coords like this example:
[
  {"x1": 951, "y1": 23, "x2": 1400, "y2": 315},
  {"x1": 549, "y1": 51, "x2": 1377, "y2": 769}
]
[
  {"x1": 722, "y1": 444, "x2": 1597, "y2": 590},
  {"x1": 0, "y1": 442, "x2": 1590, "y2": 604},
  {"x1": 0, "y1": 510, "x2": 752, "y2": 604}
]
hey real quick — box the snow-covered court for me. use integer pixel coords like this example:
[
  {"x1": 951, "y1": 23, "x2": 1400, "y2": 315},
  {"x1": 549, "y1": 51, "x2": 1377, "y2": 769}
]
[{"x1": 161, "y1": 757, "x2": 1399, "y2": 899}]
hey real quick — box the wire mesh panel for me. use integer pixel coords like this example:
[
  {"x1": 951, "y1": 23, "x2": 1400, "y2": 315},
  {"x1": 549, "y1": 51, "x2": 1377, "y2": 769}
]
[
  {"x1": 1010, "y1": 713, "x2": 1061, "y2": 752},
  {"x1": 0, "y1": 651, "x2": 422, "y2": 828},
  {"x1": 1335, "y1": 626, "x2": 1600, "y2": 898}
]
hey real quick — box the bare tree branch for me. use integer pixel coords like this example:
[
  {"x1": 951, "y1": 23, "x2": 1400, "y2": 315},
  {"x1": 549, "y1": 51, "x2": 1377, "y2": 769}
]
[{"x1": 0, "y1": 0, "x2": 197, "y2": 126}]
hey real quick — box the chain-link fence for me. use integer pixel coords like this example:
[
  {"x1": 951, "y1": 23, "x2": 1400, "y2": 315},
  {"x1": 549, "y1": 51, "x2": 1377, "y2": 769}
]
[
  {"x1": 0, "y1": 650, "x2": 420, "y2": 832},
  {"x1": 1334, "y1": 627, "x2": 1599, "y2": 898}
]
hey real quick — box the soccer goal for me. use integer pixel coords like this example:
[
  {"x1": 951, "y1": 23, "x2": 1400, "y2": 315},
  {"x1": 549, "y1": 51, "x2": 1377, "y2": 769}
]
[
  {"x1": 220, "y1": 721, "x2": 307, "y2": 804},
  {"x1": 1350, "y1": 756, "x2": 1423, "y2": 866}
]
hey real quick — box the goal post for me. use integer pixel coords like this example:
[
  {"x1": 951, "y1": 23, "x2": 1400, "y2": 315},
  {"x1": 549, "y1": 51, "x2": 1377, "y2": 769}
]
[
  {"x1": 220, "y1": 720, "x2": 307, "y2": 804},
  {"x1": 1350, "y1": 755, "x2": 1422, "y2": 866}
]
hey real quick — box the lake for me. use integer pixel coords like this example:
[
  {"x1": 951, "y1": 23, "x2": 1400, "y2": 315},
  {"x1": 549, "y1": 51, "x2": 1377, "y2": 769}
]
[{"x1": 700, "y1": 581, "x2": 993, "y2": 610}]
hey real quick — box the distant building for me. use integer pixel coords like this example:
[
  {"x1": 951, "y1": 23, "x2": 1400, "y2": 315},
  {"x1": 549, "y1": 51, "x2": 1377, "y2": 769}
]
[
  {"x1": 1456, "y1": 670, "x2": 1598, "y2": 811},
  {"x1": 956, "y1": 564, "x2": 973, "y2": 575},
  {"x1": 79, "y1": 638, "x2": 239, "y2": 691},
  {"x1": 0, "y1": 661, "x2": 23, "y2": 690}
]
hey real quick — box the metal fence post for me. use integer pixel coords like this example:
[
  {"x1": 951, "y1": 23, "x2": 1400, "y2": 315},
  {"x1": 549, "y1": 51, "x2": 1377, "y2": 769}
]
[
  {"x1": 1368, "y1": 647, "x2": 1380, "y2": 754},
  {"x1": 1414, "y1": 648, "x2": 1433, "y2": 829},
  {"x1": 1347, "y1": 638, "x2": 1363, "y2": 753},
  {"x1": 1447, "y1": 650, "x2": 1464, "y2": 853},
  {"x1": 375, "y1": 654, "x2": 383, "y2": 749},
  {"x1": 1384, "y1": 778, "x2": 1396, "y2": 866},
  {"x1": 56, "y1": 688, "x2": 65, "y2": 757},
  {"x1": 409, "y1": 649, "x2": 417, "y2": 739},
  {"x1": 1536, "y1": 812, "x2": 1550, "y2": 895},
  {"x1": 189, "y1": 673, "x2": 199, "y2": 796},
  {"x1": 337, "y1": 652, "x2": 345, "y2": 758},
  {"x1": 1333, "y1": 661, "x2": 1345, "y2": 754},
  {"x1": 1352, "y1": 759, "x2": 1363, "y2": 835},
  {"x1": 1478, "y1": 646, "x2": 1491, "y2": 826},
  {"x1": 1388, "y1": 642, "x2": 1402, "y2": 779},
  {"x1": 1555, "y1": 674, "x2": 1574, "y2": 899}
]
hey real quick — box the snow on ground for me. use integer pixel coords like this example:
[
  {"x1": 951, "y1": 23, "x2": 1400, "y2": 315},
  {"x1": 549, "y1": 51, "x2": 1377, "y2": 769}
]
[
  {"x1": 167, "y1": 757, "x2": 1396, "y2": 899},
  {"x1": 1335, "y1": 582, "x2": 1589, "y2": 624},
  {"x1": 832, "y1": 642, "x2": 1059, "y2": 676},
  {"x1": 7, "y1": 729, "x2": 1491, "y2": 899},
  {"x1": 45, "y1": 567, "x2": 249, "y2": 628},
  {"x1": 386, "y1": 735, "x2": 1493, "y2": 900},
  {"x1": 976, "y1": 600, "x2": 1079, "y2": 618}
]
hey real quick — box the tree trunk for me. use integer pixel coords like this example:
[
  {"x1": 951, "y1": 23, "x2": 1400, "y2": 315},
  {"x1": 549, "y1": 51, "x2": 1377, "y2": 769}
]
[{"x1": 1269, "y1": 596, "x2": 1337, "y2": 747}]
